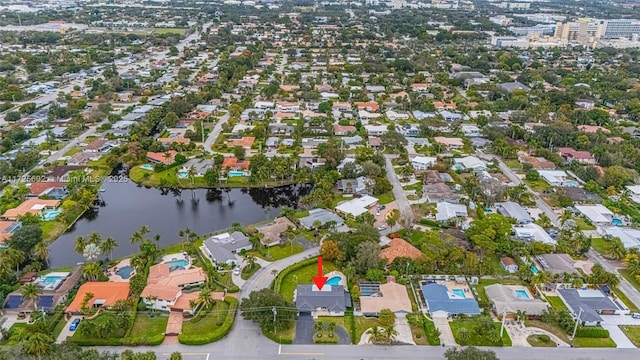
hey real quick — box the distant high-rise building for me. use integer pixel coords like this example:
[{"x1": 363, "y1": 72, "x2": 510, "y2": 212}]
[{"x1": 600, "y1": 19, "x2": 640, "y2": 40}]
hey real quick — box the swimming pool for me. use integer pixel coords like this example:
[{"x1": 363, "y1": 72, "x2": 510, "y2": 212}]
[
  {"x1": 38, "y1": 272, "x2": 69, "y2": 291},
  {"x1": 566, "y1": 180, "x2": 578, "y2": 187},
  {"x1": 326, "y1": 276, "x2": 341, "y2": 286},
  {"x1": 613, "y1": 218, "x2": 623, "y2": 226},
  {"x1": 140, "y1": 164, "x2": 154, "y2": 170},
  {"x1": 452, "y1": 289, "x2": 466, "y2": 298},
  {"x1": 531, "y1": 265, "x2": 539, "y2": 274},
  {"x1": 165, "y1": 259, "x2": 189, "y2": 269},
  {"x1": 116, "y1": 265, "x2": 134, "y2": 279},
  {"x1": 514, "y1": 289, "x2": 530, "y2": 300},
  {"x1": 228, "y1": 171, "x2": 245, "y2": 177},
  {"x1": 178, "y1": 171, "x2": 188, "y2": 178},
  {"x1": 42, "y1": 209, "x2": 61, "y2": 221}
]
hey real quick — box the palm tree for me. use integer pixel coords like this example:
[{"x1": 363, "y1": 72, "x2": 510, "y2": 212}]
[
  {"x1": 83, "y1": 243, "x2": 102, "y2": 262},
  {"x1": 145, "y1": 295, "x2": 158, "y2": 315},
  {"x1": 22, "y1": 282, "x2": 41, "y2": 311},
  {"x1": 284, "y1": 226, "x2": 296, "y2": 252},
  {"x1": 0, "y1": 247, "x2": 25, "y2": 273},
  {"x1": 604, "y1": 236, "x2": 627, "y2": 260},
  {"x1": 196, "y1": 289, "x2": 215, "y2": 310},
  {"x1": 383, "y1": 326, "x2": 398, "y2": 344},
  {"x1": 100, "y1": 237, "x2": 118, "y2": 261},
  {"x1": 560, "y1": 210, "x2": 572, "y2": 226},
  {"x1": 314, "y1": 321, "x2": 325, "y2": 336},
  {"x1": 83, "y1": 262, "x2": 102, "y2": 281},
  {"x1": 32, "y1": 242, "x2": 50, "y2": 268},
  {"x1": 87, "y1": 232, "x2": 102, "y2": 248},
  {"x1": 74, "y1": 236, "x2": 88, "y2": 255},
  {"x1": 243, "y1": 253, "x2": 257, "y2": 271},
  {"x1": 366, "y1": 326, "x2": 386, "y2": 344},
  {"x1": 22, "y1": 333, "x2": 54, "y2": 360},
  {"x1": 457, "y1": 327, "x2": 471, "y2": 343}
]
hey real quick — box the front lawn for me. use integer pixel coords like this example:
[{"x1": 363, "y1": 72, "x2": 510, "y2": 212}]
[
  {"x1": 619, "y1": 325, "x2": 640, "y2": 347},
  {"x1": 524, "y1": 179, "x2": 551, "y2": 193},
  {"x1": 527, "y1": 334, "x2": 556, "y2": 347},
  {"x1": 241, "y1": 263, "x2": 261, "y2": 280},
  {"x1": 278, "y1": 260, "x2": 337, "y2": 302},
  {"x1": 574, "y1": 218, "x2": 596, "y2": 231},
  {"x1": 181, "y1": 301, "x2": 230, "y2": 336},
  {"x1": 130, "y1": 314, "x2": 167, "y2": 343},
  {"x1": 572, "y1": 337, "x2": 616, "y2": 348},
  {"x1": 250, "y1": 243, "x2": 304, "y2": 262},
  {"x1": 263, "y1": 322, "x2": 296, "y2": 344},
  {"x1": 524, "y1": 320, "x2": 570, "y2": 343},
  {"x1": 619, "y1": 269, "x2": 640, "y2": 294},
  {"x1": 449, "y1": 319, "x2": 512, "y2": 346},
  {"x1": 376, "y1": 191, "x2": 395, "y2": 205},
  {"x1": 613, "y1": 289, "x2": 640, "y2": 313},
  {"x1": 590, "y1": 237, "x2": 607, "y2": 255}
]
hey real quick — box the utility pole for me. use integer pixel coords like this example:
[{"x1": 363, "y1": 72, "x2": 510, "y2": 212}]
[
  {"x1": 500, "y1": 311, "x2": 507, "y2": 337},
  {"x1": 570, "y1": 307, "x2": 583, "y2": 340},
  {"x1": 272, "y1": 306, "x2": 277, "y2": 335}
]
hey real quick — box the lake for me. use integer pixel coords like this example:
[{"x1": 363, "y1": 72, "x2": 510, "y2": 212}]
[{"x1": 47, "y1": 179, "x2": 311, "y2": 268}]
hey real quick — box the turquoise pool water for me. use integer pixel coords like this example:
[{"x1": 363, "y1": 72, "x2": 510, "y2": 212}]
[
  {"x1": 42, "y1": 209, "x2": 61, "y2": 221},
  {"x1": 38, "y1": 275, "x2": 66, "y2": 290},
  {"x1": 140, "y1": 164, "x2": 154, "y2": 170},
  {"x1": 566, "y1": 180, "x2": 578, "y2": 187},
  {"x1": 116, "y1": 265, "x2": 134, "y2": 279},
  {"x1": 165, "y1": 259, "x2": 189, "y2": 269},
  {"x1": 178, "y1": 171, "x2": 188, "y2": 178},
  {"x1": 326, "y1": 276, "x2": 341, "y2": 286},
  {"x1": 531, "y1": 265, "x2": 539, "y2": 274},
  {"x1": 514, "y1": 289, "x2": 530, "y2": 299},
  {"x1": 452, "y1": 289, "x2": 466, "y2": 298},
  {"x1": 613, "y1": 218, "x2": 623, "y2": 226},
  {"x1": 228, "y1": 171, "x2": 245, "y2": 177}
]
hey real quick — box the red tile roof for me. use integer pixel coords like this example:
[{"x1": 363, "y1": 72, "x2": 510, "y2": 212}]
[
  {"x1": 222, "y1": 157, "x2": 250, "y2": 170},
  {"x1": 146, "y1": 150, "x2": 178, "y2": 165},
  {"x1": 379, "y1": 238, "x2": 423, "y2": 264}
]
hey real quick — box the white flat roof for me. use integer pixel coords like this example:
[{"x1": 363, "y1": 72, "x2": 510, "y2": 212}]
[
  {"x1": 575, "y1": 204, "x2": 614, "y2": 224},
  {"x1": 335, "y1": 195, "x2": 378, "y2": 217}
]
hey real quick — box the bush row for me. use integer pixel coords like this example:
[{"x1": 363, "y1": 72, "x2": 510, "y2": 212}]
[
  {"x1": 178, "y1": 297, "x2": 238, "y2": 345},
  {"x1": 575, "y1": 326, "x2": 610, "y2": 338},
  {"x1": 69, "y1": 334, "x2": 165, "y2": 347}
]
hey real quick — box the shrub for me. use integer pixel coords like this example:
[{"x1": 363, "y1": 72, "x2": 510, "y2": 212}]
[{"x1": 178, "y1": 298, "x2": 237, "y2": 345}]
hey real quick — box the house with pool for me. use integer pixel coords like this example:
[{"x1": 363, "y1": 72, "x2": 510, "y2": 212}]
[
  {"x1": 484, "y1": 284, "x2": 548, "y2": 317},
  {"x1": 359, "y1": 278, "x2": 412, "y2": 316},
  {"x1": 294, "y1": 284, "x2": 351, "y2": 317},
  {"x1": 141, "y1": 263, "x2": 207, "y2": 313},
  {"x1": 1, "y1": 198, "x2": 61, "y2": 221},
  {"x1": 420, "y1": 277, "x2": 481, "y2": 318},
  {"x1": 66, "y1": 281, "x2": 130, "y2": 314},
  {"x1": 221, "y1": 156, "x2": 251, "y2": 177}
]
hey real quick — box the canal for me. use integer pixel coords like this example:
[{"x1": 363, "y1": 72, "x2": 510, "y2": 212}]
[{"x1": 47, "y1": 179, "x2": 311, "y2": 268}]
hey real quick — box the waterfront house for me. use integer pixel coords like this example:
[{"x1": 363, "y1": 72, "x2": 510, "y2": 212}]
[
  {"x1": 222, "y1": 157, "x2": 250, "y2": 176},
  {"x1": 2, "y1": 199, "x2": 60, "y2": 220},
  {"x1": 256, "y1": 217, "x2": 297, "y2": 247},
  {"x1": 146, "y1": 150, "x2": 177, "y2": 165},
  {"x1": 66, "y1": 282, "x2": 130, "y2": 314}
]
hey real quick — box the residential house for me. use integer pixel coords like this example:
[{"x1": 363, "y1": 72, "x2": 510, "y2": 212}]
[
  {"x1": 500, "y1": 82, "x2": 530, "y2": 93},
  {"x1": 500, "y1": 257, "x2": 518, "y2": 273},
  {"x1": 421, "y1": 282, "x2": 481, "y2": 316},
  {"x1": 336, "y1": 177, "x2": 372, "y2": 195},
  {"x1": 435, "y1": 202, "x2": 468, "y2": 223},
  {"x1": 518, "y1": 153, "x2": 556, "y2": 170},
  {"x1": 146, "y1": 150, "x2": 177, "y2": 165},
  {"x1": 513, "y1": 223, "x2": 556, "y2": 245},
  {"x1": 575, "y1": 99, "x2": 596, "y2": 110},
  {"x1": 578, "y1": 125, "x2": 609, "y2": 134},
  {"x1": 180, "y1": 158, "x2": 214, "y2": 177},
  {"x1": 335, "y1": 195, "x2": 378, "y2": 217},
  {"x1": 412, "y1": 110, "x2": 437, "y2": 121},
  {"x1": 222, "y1": 157, "x2": 251, "y2": 176},
  {"x1": 256, "y1": 217, "x2": 297, "y2": 247},
  {"x1": 333, "y1": 124, "x2": 357, "y2": 136},
  {"x1": 600, "y1": 227, "x2": 640, "y2": 250},
  {"x1": 434, "y1": 137, "x2": 464, "y2": 150},
  {"x1": 496, "y1": 202, "x2": 533, "y2": 224},
  {"x1": 276, "y1": 101, "x2": 300, "y2": 113},
  {"x1": 294, "y1": 284, "x2": 351, "y2": 317},
  {"x1": 359, "y1": 279, "x2": 412, "y2": 316},
  {"x1": 141, "y1": 264, "x2": 207, "y2": 313},
  {"x1": 202, "y1": 231, "x2": 252, "y2": 266},
  {"x1": 368, "y1": 137, "x2": 382, "y2": 151},
  {"x1": 299, "y1": 208, "x2": 345, "y2": 230},
  {"x1": 557, "y1": 147, "x2": 597, "y2": 165},
  {"x1": 440, "y1": 110, "x2": 464, "y2": 122},
  {"x1": 557, "y1": 288, "x2": 627, "y2": 326},
  {"x1": 626, "y1": 185, "x2": 640, "y2": 204},
  {"x1": 82, "y1": 139, "x2": 114, "y2": 153},
  {"x1": 0, "y1": 221, "x2": 21, "y2": 244},
  {"x1": 535, "y1": 254, "x2": 579, "y2": 275},
  {"x1": 410, "y1": 156, "x2": 437, "y2": 171},
  {"x1": 379, "y1": 238, "x2": 423, "y2": 265},
  {"x1": 386, "y1": 110, "x2": 410, "y2": 121},
  {"x1": 537, "y1": 170, "x2": 569, "y2": 187},
  {"x1": 2, "y1": 199, "x2": 60, "y2": 220},
  {"x1": 424, "y1": 183, "x2": 459, "y2": 203},
  {"x1": 485, "y1": 284, "x2": 549, "y2": 316},
  {"x1": 433, "y1": 102, "x2": 456, "y2": 110},
  {"x1": 396, "y1": 124, "x2": 420, "y2": 137},
  {"x1": 332, "y1": 102, "x2": 352, "y2": 112},
  {"x1": 461, "y1": 125, "x2": 481, "y2": 137},
  {"x1": 227, "y1": 136, "x2": 255, "y2": 150},
  {"x1": 67, "y1": 152, "x2": 101, "y2": 166},
  {"x1": 66, "y1": 282, "x2": 130, "y2": 314},
  {"x1": 355, "y1": 102, "x2": 379, "y2": 112},
  {"x1": 364, "y1": 125, "x2": 388, "y2": 136},
  {"x1": 575, "y1": 205, "x2": 615, "y2": 226},
  {"x1": 452, "y1": 156, "x2": 487, "y2": 172}
]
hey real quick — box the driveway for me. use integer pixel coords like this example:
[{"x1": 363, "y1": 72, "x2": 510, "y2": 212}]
[
  {"x1": 394, "y1": 317, "x2": 416, "y2": 345},
  {"x1": 432, "y1": 317, "x2": 457, "y2": 346},
  {"x1": 602, "y1": 324, "x2": 636, "y2": 348},
  {"x1": 56, "y1": 315, "x2": 82, "y2": 343},
  {"x1": 505, "y1": 323, "x2": 569, "y2": 347},
  {"x1": 335, "y1": 325, "x2": 351, "y2": 344},
  {"x1": 293, "y1": 313, "x2": 314, "y2": 344}
]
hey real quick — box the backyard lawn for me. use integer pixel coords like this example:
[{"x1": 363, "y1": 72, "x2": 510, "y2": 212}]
[
  {"x1": 449, "y1": 319, "x2": 512, "y2": 346},
  {"x1": 619, "y1": 325, "x2": 640, "y2": 347},
  {"x1": 279, "y1": 260, "x2": 337, "y2": 301},
  {"x1": 130, "y1": 314, "x2": 168, "y2": 342},
  {"x1": 250, "y1": 243, "x2": 304, "y2": 262},
  {"x1": 574, "y1": 218, "x2": 596, "y2": 231},
  {"x1": 181, "y1": 301, "x2": 230, "y2": 336},
  {"x1": 546, "y1": 296, "x2": 569, "y2": 312},
  {"x1": 376, "y1": 191, "x2": 395, "y2": 205}
]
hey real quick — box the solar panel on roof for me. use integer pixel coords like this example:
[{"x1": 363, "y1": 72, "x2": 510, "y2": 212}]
[
  {"x1": 37, "y1": 296, "x2": 54, "y2": 309},
  {"x1": 4, "y1": 295, "x2": 22, "y2": 309}
]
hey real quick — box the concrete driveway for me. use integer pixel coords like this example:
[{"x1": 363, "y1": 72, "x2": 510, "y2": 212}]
[
  {"x1": 293, "y1": 314, "x2": 314, "y2": 344},
  {"x1": 432, "y1": 317, "x2": 457, "y2": 346},
  {"x1": 394, "y1": 317, "x2": 416, "y2": 345},
  {"x1": 56, "y1": 315, "x2": 82, "y2": 343},
  {"x1": 602, "y1": 324, "x2": 636, "y2": 348}
]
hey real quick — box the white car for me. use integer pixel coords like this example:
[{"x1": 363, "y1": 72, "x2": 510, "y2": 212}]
[
  {"x1": 377, "y1": 225, "x2": 387, "y2": 231},
  {"x1": 233, "y1": 267, "x2": 241, "y2": 275}
]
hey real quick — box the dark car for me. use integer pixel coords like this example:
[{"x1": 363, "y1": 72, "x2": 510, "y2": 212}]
[{"x1": 69, "y1": 318, "x2": 81, "y2": 331}]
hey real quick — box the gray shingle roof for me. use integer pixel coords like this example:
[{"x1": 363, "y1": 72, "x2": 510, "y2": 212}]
[
  {"x1": 496, "y1": 201, "x2": 532, "y2": 224},
  {"x1": 421, "y1": 283, "x2": 480, "y2": 315},
  {"x1": 295, "y1": 285, "x2": 351, "y2": 312},
  {"x1": 557, "y1": 288, "x2": 620, "y2": 323},
  {"x1": 299, "y1": 209, "x2": 344, "y2": 229}
]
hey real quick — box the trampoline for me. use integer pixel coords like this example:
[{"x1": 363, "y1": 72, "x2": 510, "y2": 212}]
[
  {"x1": 4, "y1": 295, "x2": 23, "y2": 309},
  {"x1": 37, "y1": 295, "x2": 54, "y2": 309}
]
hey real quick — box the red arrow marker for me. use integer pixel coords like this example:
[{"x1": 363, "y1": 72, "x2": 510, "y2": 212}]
[{"x1": 312, "y1": 256, "x2": 328, "y2": 291}]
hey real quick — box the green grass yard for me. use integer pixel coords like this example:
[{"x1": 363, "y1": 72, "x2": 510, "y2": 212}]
[
  {"x1": 249, "y1": 243, "x2": 304, "y2": 262},
  {"x1": 572, "y1": 337, "x2": 616, "y2": 348},
  {"x1": 130, "y1": 314, "x2": 168, "y2": 342},
  {"x1": 527, "y1": 334, "x2": 556, "y2": 347},
  {"x1": 546, "y1": 296, "x2": 569, "y2": 312},
  {"x1": 591, "y1": 237, "x2": 608, "y2": 255},
  {"x1": 279, "y1": 260, "x2": 338, "y2": 301},
  {"x1": 619, "y1": 326, "x2": 640, "y2": 347},
  {"x1": 155, "y1": 28, "x2": 187, "y2": 35},
  {"x1": 449, "y1": 319, "x2": 512, "y2": 346},
  {"x1": 181, "y1": 301, "x2": 230, "y2": 336},
  {"x1": 376, "y1": 191, "x2": 395, "y2": 205},
  {"x1": 241, "y1": 263, "x2": 261, "y2": 280}
]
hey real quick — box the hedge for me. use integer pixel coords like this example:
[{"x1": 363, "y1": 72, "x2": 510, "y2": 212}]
[
  {"x1": 345, "y1": 310, "x2": 356, "y2": 344},
  {"x1": 47, "y1": 311, "x2": 65, "y2": 333},
  {"x1": 273, "y1": 257, "x2": 318, "y2": 293},
  {"x1": 178, "y1": 297, "x2": 238, "y2": 345},
  {"x1": 575, "y1": 326, "x2": 610, "y2": 338}
]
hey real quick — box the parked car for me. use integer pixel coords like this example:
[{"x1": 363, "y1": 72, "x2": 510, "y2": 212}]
[
  {"x1": 69, "y1": 318, "x2": 81, "y2": 331},
  {"x1": 377, "y1": 225, "x2": 387, "y2": 231},
  {"x1": 632, "y1": 313, "x2": 640, "y2": 319},
  {"x1": 233, "y1": 267, "x2": 241, "y2": 275}
]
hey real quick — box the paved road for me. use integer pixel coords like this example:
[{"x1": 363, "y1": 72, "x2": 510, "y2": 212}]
[
  {"x1": 588, "y1": 249, "x2": 640, "y2": 309},
  {"x1": 478, "y1": 152, "x2": 560, "y2": 227},
  {"x1": 203, "y1": 112, "x2": 230, "y2": 154},
  {"x1": 384, "y1": 155, "x2": 412, "y2": 216}
]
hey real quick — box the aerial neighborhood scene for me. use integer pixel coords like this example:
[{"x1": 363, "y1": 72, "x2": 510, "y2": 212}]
[{"x1": 2, "y1": 0, "x2": 640, "y2": 359}]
